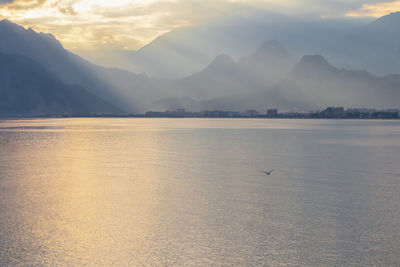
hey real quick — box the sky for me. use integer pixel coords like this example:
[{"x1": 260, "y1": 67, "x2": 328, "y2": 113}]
[{"x1": 0, "y1": 0, "x2": 400, "y2": 50}]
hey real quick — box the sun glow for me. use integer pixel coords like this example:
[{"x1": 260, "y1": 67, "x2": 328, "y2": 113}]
[
  {"x1": 1, "y1": 0, "x2": 399, "y2": 50},
  {"x1": 0, "y1": 0, "x2": 177, "y2": 50},
  {"x1": 346, "y1": 0, "x2": 400, "y2": 17}
]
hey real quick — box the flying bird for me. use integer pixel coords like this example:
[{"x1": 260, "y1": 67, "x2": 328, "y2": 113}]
[{"x1": 264, "y1": 170, "x2": 274, "y2": 176}]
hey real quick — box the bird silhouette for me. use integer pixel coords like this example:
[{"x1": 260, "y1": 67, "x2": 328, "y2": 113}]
[{"x1": 264, "y1": 170, "x2": 274, "y2": 176}]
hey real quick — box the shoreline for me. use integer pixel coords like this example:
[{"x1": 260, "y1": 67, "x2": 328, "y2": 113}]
[{"x1": 1, "y1": 116, "x2": 399, "y2": 120}]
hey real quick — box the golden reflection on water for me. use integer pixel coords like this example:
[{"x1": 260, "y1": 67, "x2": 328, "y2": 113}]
[
  {"x1": 1, "y1": 118, "x2": 400, "y2": 265},
  {"x1": 1, "y1": 120, "x2": 168, "y2": 265}
]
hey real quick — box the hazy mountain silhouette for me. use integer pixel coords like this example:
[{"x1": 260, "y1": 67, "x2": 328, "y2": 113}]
[
  {"x1": 291, "y1": 55, "x2": 337, "y2": 77},
  {"x1": 76, "y1": 11, "x2": 302, "y2": 79},
  {"x1": 279, "y1": 55, "x2": 400, "y2": 108},
  {"x1": 148, "y1": 42, "x2": 309, "y2": 111},
  {"x1": 1, "y1": 19, "x2": 399, "y2": 114},
  {"x1": 0, "y1": 19, "x2": 165, "y2": 113},
  {"x1": 76, "y1": 25, "x2": 219, "y2": 79},
  {"x1": 76, "y1": 12, "x2": 400, "y2": 78},
  {"x1": 343, "y1": 12, "x2": 400, "y2": 75},
  {"x1": 173, "y1": 41, "x2": 294, "y2": 100},
  {"x1": 153, "y1": 52, "x2": 400, "y2": 112},
  {"x1": 0, "y1": 52, "x2": 120, "y2": 116},
  {"x1": 148, "y1": 90, "x2": 309, "y2": 113},
  {"x1": 177, "y1": 54, "x2": 243, "y2": 99},
  {"x1": 76, "y1": 12, "x2": 373, "y2": 79},
  {"x1": 358, "y1": 12, "x2": 400, "y2": 46},
  {"x1": 237, "y1": 40, "x2": 295, "y2": 84}
]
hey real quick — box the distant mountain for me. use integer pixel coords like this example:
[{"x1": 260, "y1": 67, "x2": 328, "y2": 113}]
[
  {"x1": 178, "y1": 54, "x2": 243, "y2": 99},
  {"x1": 174, "y1": 41, "x2": 294, "y2": 100},
  {"x1": 358, "y1": 12, "x2": 400, "y2": 47},
  {"x1": 1, "y1": 19, "x2": 399, "y2": 115},
  {"x1": 148, "y1": 90, "x2": 309, "y2": 113},
  {"x1": 75, "y1": 12, "x2": 302, "y2": 78},
  {"x1": 152, "y1": 52, "x2": 400, "y2": 112},
  {"x1": 0, "y1": 52, "x2": 120, "y2": 116},
  {"x1": 344, "y1": 12, "x2": 400, "y2": 75},
  {"x1": 291, "y1": 55, "x2": 337, "y2": 78},
  {"x1": 279, "y1": 55, "x2": 400, "y2": 108},
  {"x1": 0, "y1": 19, "x2": 166, "y2": 113},
  {"x1": 147, "y1": 41, "x2": 307, "y2": 111},
  {"x1": 76, "y1": 25, "x2": 217, "y2": 79},
  {"x1": 77, "y1": 12, "x2": 400, "y2": 78},
  {"x1": 76, "y1": 12, "x2": 369, "y2": 79},
  {"x1": 237, "y1": 40, "x2": 295, "y2": 84}
]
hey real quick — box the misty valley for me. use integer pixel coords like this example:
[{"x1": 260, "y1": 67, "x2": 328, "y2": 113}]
[{"x1": 1, "y1": 12, "x2": 400, "y2": 117}]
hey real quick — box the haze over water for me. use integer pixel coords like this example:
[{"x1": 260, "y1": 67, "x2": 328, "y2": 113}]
[{"x1": 0, "y1": 118, "x2": 399, "y2": 265}]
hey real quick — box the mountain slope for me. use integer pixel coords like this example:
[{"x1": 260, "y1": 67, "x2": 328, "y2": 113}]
[
  {"x1": 174, "y1": 41, "x2": 294, "y2": 100},
  {"x1": 76, "y1": 12, "x2": 369, "y2": 79},
  {"x1": 279, "y1": 55, "x2": 400, "y2": 108},
  {"x1": 2, "y1": 19, "x2": 399, "y2": 114},
  {"x1": 0, "y1": 19, "x2": 168, "y2": 113},
  {"x1": 76, "y1": 11, "x2": 301, "y2": 78},
  {"x1": 178, "y1": 54, "x2": 243, "y2": 99},
  {"x1": 0, "y1": 52, "x2": 120, "y2": 116},
  {"x1": 152, "y1": 53, "x2": 400, "y2": 112},
  {"x1": 237, "y1": 40, "x2": 295, "y2": 84},
  {"x1": 357, "y1": 11, "x2": 400, "y2": 48},
  {"x1": 77, "y1": 13, "x2": 400, "y2": 78}
]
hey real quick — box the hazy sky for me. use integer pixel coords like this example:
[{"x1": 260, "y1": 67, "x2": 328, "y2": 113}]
[{"x1": 0, "y1": 0, "x2": 399, "y2": 50}]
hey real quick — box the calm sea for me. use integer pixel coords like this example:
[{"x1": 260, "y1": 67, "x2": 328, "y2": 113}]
[{"x1": 0, "y1": 118, "x2": 399, "y2": 266}]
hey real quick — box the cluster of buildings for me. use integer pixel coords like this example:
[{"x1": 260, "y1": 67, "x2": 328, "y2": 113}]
[
  {"x1": 144, "y1": 107, "x2": 399, "y2": 119},
  {"x1": 145, "y1": 109, "x2": 279, "y2": 118},
  {"x1": 310, "y1": 107, "x2": 399, "y2": 119}
]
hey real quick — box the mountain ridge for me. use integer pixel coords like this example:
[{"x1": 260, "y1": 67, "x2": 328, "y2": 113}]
[
  {"x1": 75, "y1": 12, "x2": 400, "y2": 78},
  {"x1": 0, "y1": 51, "x2": 120, "y2": 116},
  {"x1": 0, "y1": 19, "x2": 170, "y2": 113},
  {"x1": 1, "y1": 19, "x2": 399, "y2": 115}
]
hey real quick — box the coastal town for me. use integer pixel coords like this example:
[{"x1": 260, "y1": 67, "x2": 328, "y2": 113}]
[{"x1": 143, "y1": 107, "x2": 400, "y2": 119}]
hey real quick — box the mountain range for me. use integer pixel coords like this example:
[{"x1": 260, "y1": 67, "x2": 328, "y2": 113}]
[
  {"x1": 77, "y1": 12, "x2": 400, "y2": 79},
  {"x1": 0, "y1": 15, "x2": 400, "y2": 116},
  {"x1": 0, "y1": 52, "x2": 119, "y2": 116},
  {"x1": 0, "y1": 19, "x2": 163, "y2": 113},
  {"x1": 150, "y1": 52, "x2": 400, "y2": 112}
]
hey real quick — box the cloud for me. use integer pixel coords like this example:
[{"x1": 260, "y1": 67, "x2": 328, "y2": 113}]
[
  {"x1": 0, "y1": 0, "x2": 13, "y2": 4},
  {"x1": 3, "y1": 0, "x2": 47, "y2": 9},
  {"x1": 346, "y1": 0, "x2": 400, "y2": 17},
  {"x1": 0, "y1": 0, "x2": 260, "y2": 50},
  {"x1": 0, "y1": 0, "x2": 399, "y2": 50}
]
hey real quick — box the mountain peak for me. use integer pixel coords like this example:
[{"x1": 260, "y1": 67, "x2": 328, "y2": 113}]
[
  {"x1": 376, "y1": 11, "x2": 400, "y2": 22},
  {"x1": 208, "y1": 54, "x2": 235, "y2": 69},
  {"x1": 292, "y1": 55, "x2": 337, "y2": 77},
  {"x1": 0, "y1": 19, "x2": 37, "y2": 38},
  {"x1": 0, "y1": 18, "x2": 64, "y2": 52},
  {"x1": 364, "y1": 11, "x2": 400, "y2": 32},
  {"x1": 247, "y1": 40, "x2": 292, "y2": 66},
  {"x1": 0, "y1": 19, "x2": 11, "y2": 24},
  {"x1": 299, "y1": 55, "x2": 330, "y2": 66},
  {"x1": 0, "y1": 19, "x2": 22, "y2": 30}
]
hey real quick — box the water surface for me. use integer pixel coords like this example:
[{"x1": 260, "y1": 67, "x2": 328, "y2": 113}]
[{"x1": 0, "y1": 118, "x2": 399, "y2": 265}]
